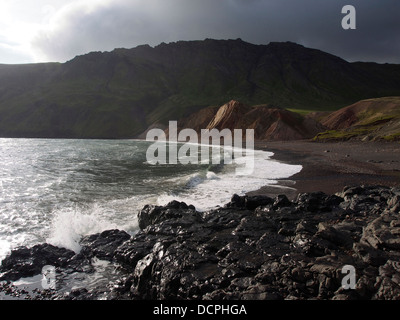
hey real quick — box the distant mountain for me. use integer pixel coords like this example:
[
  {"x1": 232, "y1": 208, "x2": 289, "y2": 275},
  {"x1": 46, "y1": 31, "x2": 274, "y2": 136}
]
[
  {"x1": 1, "y1": 39, "x2": 400, "y2": 138},
  {"x1": 313, "y1": 96, "x2": 400, "y2": 142}
]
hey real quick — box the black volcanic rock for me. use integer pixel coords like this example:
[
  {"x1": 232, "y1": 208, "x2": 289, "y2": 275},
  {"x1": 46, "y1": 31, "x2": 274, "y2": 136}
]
[
  {"x1": 78, "y1": 229, "x2": 131, "y2": 261},
  {"x1": 0, "y1": 244, "x2": 75, "y2": 282},
  {"x1": 137, "y1": 200, "x2": 196, "y2": 230},
  {"x1": 1, "y1": 185, "x2": 400, "y2": 300}
]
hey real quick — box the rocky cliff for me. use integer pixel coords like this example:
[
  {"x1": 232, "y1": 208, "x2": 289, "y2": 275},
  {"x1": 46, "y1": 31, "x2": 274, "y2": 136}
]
[{"x1": 172, "y1": 100, "x2": 325, "y2": 141}]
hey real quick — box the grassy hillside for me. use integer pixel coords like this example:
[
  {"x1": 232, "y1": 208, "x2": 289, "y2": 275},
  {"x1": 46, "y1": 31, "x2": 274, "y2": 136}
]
[
  {"x1": 1, "y1": 39, "x2": 400, "y2": 138},
  {"x1": 313, "y1": 97, "x2": 400, "y2": 142}
]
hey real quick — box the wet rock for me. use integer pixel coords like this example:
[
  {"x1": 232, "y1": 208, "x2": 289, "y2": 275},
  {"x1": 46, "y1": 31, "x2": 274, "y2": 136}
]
[
  {"x1": 361, "y1": 213, "x2": 400, "y2": 250},
  {"x1": 296, "y1": 192, "x2": 343, "y2": 212},
  {"x1": 387, "y1": 195, "x2": 400, "y2": 213},
  {"x1": 272, "y1": 194, "x2": 293, "y2": 209},
  {"x1": 353, "y1": 243, "x2": 388, "y2": 266},
  {"x1": 226, "y1": 194, "x2": 247, "y2": 208},
  {"x1": 137, "y1": 201, "x2": 196, "y2": 230},
  {"x1": 79, "y1": 229, "x2": 131, "y2": 261},
  {"x1": 0, "y1": 244, "x2": 75, "y2": 282},
  {"x1": 2, "y1": 185, "x2": 400, "y2": 300},
  {"x1": 315, "y1": 223, "x2": 354, "y2": 249},
  {"x1": 373, "y1": 260, "x2": 400, "y2": 300},
  {"x1": 225, "y1": 193, "x2": 274, "y2": 211},
  {"x1": 245, "y1": 195, "x2": 274, "y2": 210}
]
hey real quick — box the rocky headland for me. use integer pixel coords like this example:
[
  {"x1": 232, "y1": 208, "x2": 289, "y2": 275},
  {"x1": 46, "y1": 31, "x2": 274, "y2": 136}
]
[{"x1": 1, "y1": 185, "x2": 399, "y2": 300}]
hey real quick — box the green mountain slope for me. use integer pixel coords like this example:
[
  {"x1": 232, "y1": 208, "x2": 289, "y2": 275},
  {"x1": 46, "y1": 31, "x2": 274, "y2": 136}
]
[{"x1": 1, "y1": 39, "x2": 400, "y2": 138}]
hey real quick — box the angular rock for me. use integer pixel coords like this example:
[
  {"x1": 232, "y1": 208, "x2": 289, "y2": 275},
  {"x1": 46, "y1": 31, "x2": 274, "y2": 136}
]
[
  {"x1": 0, "y1": 244, "x2": 75, "y2": 282},
  {"x1": 137, "y1": 201, "x2": 196, "y2": 230},
  {"x1": 79, "y1": 229, "x2": 131, "y2": 261}
]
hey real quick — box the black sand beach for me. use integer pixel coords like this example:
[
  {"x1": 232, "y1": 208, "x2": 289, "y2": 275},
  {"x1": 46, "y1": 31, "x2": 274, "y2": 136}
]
[{"x1": 250, "y1": 140, "x2": 400, "y2": 199}]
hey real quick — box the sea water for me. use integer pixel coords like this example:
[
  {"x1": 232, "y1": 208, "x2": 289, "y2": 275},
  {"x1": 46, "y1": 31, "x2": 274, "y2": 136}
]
[{"x1": 0, "y1": 138, "x2": 302, "y2": 261}]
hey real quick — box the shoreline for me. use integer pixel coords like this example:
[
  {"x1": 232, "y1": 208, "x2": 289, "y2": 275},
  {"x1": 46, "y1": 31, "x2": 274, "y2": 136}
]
[
  {"x1": 1, "y1": 139, "x2": 400, "y2": 300},
  {"x1": 249, "y1": 140, "x2": 400, "y2": 200}
]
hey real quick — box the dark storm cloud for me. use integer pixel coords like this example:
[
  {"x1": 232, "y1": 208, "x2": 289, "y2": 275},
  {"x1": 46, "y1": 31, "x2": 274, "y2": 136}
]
[{"x1": 32, "y1": 0, "x2": 400, "y2": 63}]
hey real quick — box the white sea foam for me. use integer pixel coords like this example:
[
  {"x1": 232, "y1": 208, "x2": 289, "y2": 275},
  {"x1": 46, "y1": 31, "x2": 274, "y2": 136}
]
[
  {"x1": 157, "y1": 149, "x2": 302, "y2": 211},
  {"x1": 0, "y1": 139, "x2": 302, "y2": 259},
  {"x1": 0, "y1": 239, "x2": 11, "y2": 262},
  {"x1": 46, "y1": 200, "x2": 141, "y2": 253},
  {"x1": 47, "y1": 208, "x2": 115, "y2": 252}
]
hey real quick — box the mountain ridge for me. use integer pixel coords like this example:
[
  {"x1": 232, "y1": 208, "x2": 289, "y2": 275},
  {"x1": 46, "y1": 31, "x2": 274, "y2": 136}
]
[{"x1": 1, "y1": 39, "x2": 400, "y2": 139}]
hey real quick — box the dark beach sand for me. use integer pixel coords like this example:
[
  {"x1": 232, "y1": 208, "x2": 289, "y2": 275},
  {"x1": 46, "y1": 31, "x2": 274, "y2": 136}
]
[{"x1": 248, "y1": 140, "x2": 400, "y2": 200}]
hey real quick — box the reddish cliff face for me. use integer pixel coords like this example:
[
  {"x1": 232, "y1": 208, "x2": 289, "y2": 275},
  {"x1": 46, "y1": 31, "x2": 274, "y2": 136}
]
[
  {"x1": 168, "y1": 100, "x2": 324, "y2": 141},
  {"x1": 206, "y1": 100, "x2": 252, "y2": 130},
  {"x1": 204, "y1": 100, "x2": 323, "y2": 140},
  {"x1": 321, "y1": 106, "x2": 358, "y2": 130},
  {"x1": 321, "y1": 97, "x2": 400, "y2": 130}
]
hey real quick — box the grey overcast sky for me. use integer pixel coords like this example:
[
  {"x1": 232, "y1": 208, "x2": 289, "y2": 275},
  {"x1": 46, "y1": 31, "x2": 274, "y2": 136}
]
[{"x1": 0, "y1": 0, "x2": 399, "y2": 64}]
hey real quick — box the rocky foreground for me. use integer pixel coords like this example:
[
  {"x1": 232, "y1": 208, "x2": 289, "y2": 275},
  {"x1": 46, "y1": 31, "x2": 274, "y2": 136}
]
[{"x1": 1, "y1": 185, "x2": 400, "y2": 300}]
